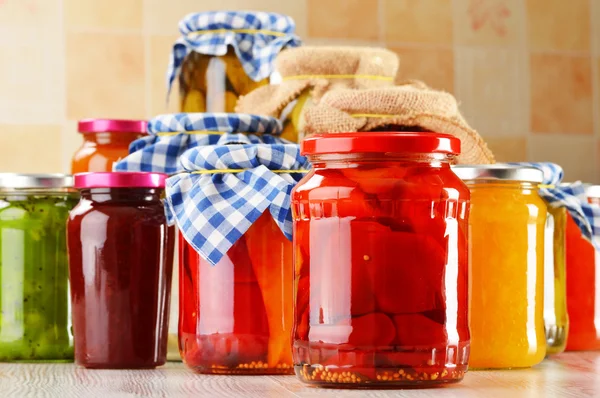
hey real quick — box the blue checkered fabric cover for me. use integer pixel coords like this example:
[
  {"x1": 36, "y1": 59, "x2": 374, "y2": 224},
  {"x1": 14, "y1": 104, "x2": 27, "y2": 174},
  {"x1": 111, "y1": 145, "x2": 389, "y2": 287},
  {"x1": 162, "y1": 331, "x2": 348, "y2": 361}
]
[
  {"x1": 167, "y1": 11, "x2": 301, "y2": 92},
  {"x1": 114, "y1": 113, "x2": 288, "y2": 174},
  {"x1": 511, "y1": 162, "x2": 600, "y2": 248},
  {"x1": 165, "y1": 144, "x2": 309, "y2": 266}
]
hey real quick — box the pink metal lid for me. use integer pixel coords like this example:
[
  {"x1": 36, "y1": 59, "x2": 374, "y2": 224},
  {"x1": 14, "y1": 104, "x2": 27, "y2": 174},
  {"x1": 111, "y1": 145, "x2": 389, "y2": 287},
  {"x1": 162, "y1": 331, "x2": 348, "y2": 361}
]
[
  {"x1": 78, "y1": 119, "x2": 147, "y2": 134},
  {"x1": 74, "y1": 172, "x2": 167, "y2": 189}
]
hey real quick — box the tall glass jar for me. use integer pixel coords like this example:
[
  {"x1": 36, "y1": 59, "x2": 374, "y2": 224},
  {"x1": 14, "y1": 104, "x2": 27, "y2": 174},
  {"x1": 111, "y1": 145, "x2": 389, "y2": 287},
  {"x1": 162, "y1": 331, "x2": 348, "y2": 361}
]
[
  {"x1": 565, "y1": 185, "x2": 600, "y2": 351},
  {"x1": 72, "y1": 119, "x2": 146, "y2": 174},
  {"x1": 544, "y1": 206, "x2": 568, "y2": 354},
  {"x1": 179, "y1": 212, "x2": 294, "y2": 374},
  {"x1": 453, "y1": 165, "x2": 547, "y2": 368},
  {"x1": 0, "y1": 174, "x2": 77, "y2": 361},
  {"x1": 292, "y1": 132, "x2": 470, "y2": 388},
  {"x1": 67, "y1": 172, "x2": 174, "y2": 369}
]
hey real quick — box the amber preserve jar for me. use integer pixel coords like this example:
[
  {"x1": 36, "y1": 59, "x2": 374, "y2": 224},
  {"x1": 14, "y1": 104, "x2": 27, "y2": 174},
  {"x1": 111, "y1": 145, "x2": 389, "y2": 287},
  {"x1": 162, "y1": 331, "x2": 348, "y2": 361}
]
[
  {"x1": 72, "y1": 119, "x2": 146, "y2": 174},
  {"x1": 291, "y1": 132, "x2": 470, "y2": 387}
]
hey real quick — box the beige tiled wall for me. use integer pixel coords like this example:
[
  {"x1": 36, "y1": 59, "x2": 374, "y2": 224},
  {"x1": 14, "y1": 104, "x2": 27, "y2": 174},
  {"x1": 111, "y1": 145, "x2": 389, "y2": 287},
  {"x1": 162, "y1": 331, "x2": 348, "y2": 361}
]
[{"x1": 0, "y1": 0, "x2": 599, "y2": 182}]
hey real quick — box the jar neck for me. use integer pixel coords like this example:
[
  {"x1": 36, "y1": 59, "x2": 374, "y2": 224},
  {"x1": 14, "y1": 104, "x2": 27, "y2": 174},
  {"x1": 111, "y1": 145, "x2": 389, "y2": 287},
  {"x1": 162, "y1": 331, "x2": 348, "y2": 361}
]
[
  {"x1": 80, "y1": 188, "x2": 163, "y2": 203},
  {"x1": 81, "y1": 132, "x2": 142, "y2": 146},
  {"x1": 308, "y1": 153, "x2": 455, "y2": 169}
]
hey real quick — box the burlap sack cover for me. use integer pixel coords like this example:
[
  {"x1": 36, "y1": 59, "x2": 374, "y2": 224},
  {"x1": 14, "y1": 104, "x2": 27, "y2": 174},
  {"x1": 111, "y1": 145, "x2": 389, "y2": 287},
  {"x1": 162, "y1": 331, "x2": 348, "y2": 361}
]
[
  {"x1": 235, "y1": 46, "x2": 399, "y2": 117},
  {"x1": 304, "y1": 82, "x2": 495, "y2": 164}
]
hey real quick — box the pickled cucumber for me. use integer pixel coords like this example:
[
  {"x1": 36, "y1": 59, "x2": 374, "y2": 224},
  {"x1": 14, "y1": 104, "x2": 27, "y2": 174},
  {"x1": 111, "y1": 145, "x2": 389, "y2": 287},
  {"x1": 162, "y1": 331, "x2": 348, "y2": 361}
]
[{"x1": 0, "y1": 193, "x2": 77, "y2": 361}]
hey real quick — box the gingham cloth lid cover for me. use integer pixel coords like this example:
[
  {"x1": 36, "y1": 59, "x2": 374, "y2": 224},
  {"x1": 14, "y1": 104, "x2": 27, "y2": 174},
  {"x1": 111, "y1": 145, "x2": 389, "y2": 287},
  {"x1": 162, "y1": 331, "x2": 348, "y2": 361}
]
[
  {"x1": 167, "y1": 10, "x2": 301, "y2": 93},
  {"x1": 114, "y1": 113, "x2": 288, "y2": 175},
  {"x1": 512, "y1": 162, "x2": 600, "y2": 249},
  {"x1": 165, "y1": 143, "x2": 310, "y2": 265}
]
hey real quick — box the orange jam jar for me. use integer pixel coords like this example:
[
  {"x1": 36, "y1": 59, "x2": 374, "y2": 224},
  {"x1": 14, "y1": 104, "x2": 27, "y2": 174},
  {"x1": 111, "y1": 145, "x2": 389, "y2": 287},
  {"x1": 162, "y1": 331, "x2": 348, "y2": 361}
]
[
  {"x1": 72, "y1": 119, "x2": 146, "y2": 174},
  {"x1": 292, "y1": 132, "x2": 470, "y2": 387},
  {"x1": 179, "y1": 213, "x2": 294, "y2": 374},
  {"x1": 453, "y1": 165, "x2": 547, "y2": 369},
  {"x1": 565, "y1": 185, "x2": 600, "y2": 351}
]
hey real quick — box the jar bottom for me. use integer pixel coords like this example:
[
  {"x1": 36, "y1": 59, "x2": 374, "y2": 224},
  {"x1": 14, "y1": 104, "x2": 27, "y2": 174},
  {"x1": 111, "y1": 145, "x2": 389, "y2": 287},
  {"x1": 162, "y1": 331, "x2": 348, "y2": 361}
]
[
  {"x1": 545, "y1": 324, "x2": 568, "y2": 355},
  {"x1": 77, "y1": 362, "x2": 163, "y2": 370},
  {"x1": 293, "y1": 342, "x2": 469, "y2": 388},
  {"x1": 185, "y1": 362, "x2": 294, "y2": 375}
]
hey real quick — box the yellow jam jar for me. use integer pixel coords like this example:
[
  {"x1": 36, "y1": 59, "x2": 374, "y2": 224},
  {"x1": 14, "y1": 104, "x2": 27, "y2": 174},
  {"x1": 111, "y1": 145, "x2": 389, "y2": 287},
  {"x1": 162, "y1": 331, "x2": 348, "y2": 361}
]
[{"x1": 453, "y1": 165, "x2": 547, "y2": 369}]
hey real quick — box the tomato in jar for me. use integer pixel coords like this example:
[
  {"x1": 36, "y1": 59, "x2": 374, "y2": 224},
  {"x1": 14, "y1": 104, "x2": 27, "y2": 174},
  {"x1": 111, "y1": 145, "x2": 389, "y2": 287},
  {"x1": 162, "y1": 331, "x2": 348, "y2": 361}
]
[
  {"x1": 67, "y1": 172, "x2": 175, "y2": 369},
  {"x1": 291, "y1": 132, "x2": 470, "y2": 387}
]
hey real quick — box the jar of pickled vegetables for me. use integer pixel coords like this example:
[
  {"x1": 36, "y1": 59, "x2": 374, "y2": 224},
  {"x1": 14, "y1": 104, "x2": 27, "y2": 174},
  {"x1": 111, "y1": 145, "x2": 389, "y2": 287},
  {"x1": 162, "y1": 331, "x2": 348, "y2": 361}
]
[
  {"x1": 565, "y1": 185, "x2": 600, "y2": 351},
  {"x1": 453, "y1": 165, "x2": 546, "y2": 368},
  {"x1": 169, "y1": 11, "x2": 300, "y2": 113},
  {"x1": 0, "y1": 174, "x2": 77, "y2": 362},
  {"x1": 167, "y1": 143, "x2": 307, "y2": 375},
  {"x1": 67, "y1": 172, "x2": 175, "y2": 369},
  {"x1": 72, "y1": 119, "x2": 146, "y2": 174},
  {"x1": 179, "y1": 213, "x2": 294, "y2": 374},
  {"x1": 544, "y1": 206, "x2": 568, "y2": 354},
  {"x1": 292, "y1": 132, "x2": 470, "y2": 387}
]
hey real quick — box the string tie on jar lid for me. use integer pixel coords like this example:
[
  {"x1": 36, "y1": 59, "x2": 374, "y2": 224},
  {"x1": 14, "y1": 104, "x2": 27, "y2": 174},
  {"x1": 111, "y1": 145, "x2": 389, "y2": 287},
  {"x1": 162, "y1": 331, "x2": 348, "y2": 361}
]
[{"x1": 165, "y1": 143, "x2": 310, "y2": 265}]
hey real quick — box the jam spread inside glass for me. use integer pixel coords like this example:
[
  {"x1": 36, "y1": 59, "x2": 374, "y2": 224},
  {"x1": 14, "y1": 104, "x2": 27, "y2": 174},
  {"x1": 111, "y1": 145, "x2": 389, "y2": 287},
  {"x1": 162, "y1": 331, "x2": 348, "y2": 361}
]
[
  {"x1": 67, "y1": 187, "x2": 174, "y2": 369},
  {"x1": 291, "y1": 132, "x2": 470, "y2": 387}
]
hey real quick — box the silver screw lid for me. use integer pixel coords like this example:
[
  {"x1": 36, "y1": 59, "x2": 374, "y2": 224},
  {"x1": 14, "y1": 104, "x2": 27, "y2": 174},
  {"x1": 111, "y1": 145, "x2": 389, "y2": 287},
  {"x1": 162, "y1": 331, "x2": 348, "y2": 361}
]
[
  {"x1": 0, "y1": 174, "x2": 73, "y2": 189},
  {"x1": 452, "y1": 165, "x2": 544, "y2": 183}
]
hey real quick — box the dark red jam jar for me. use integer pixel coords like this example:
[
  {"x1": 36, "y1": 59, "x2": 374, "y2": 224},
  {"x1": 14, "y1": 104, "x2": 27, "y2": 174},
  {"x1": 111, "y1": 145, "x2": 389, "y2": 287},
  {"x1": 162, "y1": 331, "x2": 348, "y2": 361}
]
[
  {"x1": 291, "y1": 132, "x2": 470, "y2": 387},
  {"x1": 67, "y1": 172, "x2": 175, "y2": 369}
]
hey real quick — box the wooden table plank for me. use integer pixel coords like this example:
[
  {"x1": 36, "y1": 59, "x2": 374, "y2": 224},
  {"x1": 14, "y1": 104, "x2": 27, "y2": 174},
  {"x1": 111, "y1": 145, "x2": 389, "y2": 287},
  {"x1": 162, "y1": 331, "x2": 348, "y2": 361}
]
[{"x1": 0, "y1": 352, "x2": 598, "y2": 397}]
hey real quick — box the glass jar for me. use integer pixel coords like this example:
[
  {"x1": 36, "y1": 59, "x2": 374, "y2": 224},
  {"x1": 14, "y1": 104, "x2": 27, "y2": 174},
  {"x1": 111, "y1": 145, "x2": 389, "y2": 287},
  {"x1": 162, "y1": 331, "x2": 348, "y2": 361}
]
[
  {"x1": 565, "y1": 185, "x2": 600, "y2": 351},
  {"x1": 544, "y1": 206, "x2": 568, "y2": 354},
  {"x1": 291, "y1": 132, "x2": 470, "y2": 387},
  {"x1": 67, "y1": 172, "x2": 175, "y2": 369},
  {"x1": 72, "y1": 119, "x2": 146, "y2": 174},
  {"x1": 180, "y1": 49, "x2": 268, "y2": 113},
  {"x1": 179, "y1": 212, "x2": 294, "y2": 374},
  {"x1": 0, "y1": 174, "x2": 77, "y2": 361},
  {"x1": 453, "y1": 165, "x2": 547, "y2": 368}
]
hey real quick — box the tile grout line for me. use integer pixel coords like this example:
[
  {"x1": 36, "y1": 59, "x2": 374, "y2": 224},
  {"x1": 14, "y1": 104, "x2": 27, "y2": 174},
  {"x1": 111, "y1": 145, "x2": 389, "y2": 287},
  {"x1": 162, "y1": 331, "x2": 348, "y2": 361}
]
[
  {"x1": 378, "y1": 0, "x2": 385, "y2": 45},
  {"x1": 58, "y1": 0, "x2": 70, "y2": 173},
  {"x1": 521, "y1": 0, "x2": 533, "y2": 164},
  {"x1": 591, "y1": 0, "x2": 599, "y2": 182}
]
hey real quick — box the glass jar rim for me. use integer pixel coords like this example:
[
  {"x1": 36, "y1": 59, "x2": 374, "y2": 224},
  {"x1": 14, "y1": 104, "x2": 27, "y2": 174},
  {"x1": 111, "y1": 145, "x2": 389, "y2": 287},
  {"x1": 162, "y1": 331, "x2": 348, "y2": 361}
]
[
  {"x1": 452, "y1": 165, "x2": 543, "y2": 183},
  {"x1": 0, "y1": 173, "x2": 73, "y2": 189},
  {"x1": 301, "y1": 132, "x2": 460, "y2": 156}
]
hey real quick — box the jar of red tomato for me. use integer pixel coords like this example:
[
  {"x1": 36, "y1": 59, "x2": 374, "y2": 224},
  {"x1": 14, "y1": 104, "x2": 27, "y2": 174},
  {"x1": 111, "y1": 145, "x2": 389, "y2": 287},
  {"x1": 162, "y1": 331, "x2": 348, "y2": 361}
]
[
  {"x1": 291, "y1": 132, "x2": 470, "y2": 387},
  {"x1": 566, "y1": 184, "x2": 600, "y2": 351},
  {"x1": 67, "y1": 172, "x2": 175, "y2": 369}
]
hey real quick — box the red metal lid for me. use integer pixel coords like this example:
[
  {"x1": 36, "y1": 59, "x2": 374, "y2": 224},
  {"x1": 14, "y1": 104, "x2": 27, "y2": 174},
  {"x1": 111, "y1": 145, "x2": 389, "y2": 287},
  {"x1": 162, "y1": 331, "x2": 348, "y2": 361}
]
[
  {"x1": 74, "y1": 172, "x2": 166, "y2": 189},
  {"x1": 301, "y1": 132, "x2": 461, "y2": 156},
  {"x1": 77, "y1": 119, "x2": 147, "y2": 134}
]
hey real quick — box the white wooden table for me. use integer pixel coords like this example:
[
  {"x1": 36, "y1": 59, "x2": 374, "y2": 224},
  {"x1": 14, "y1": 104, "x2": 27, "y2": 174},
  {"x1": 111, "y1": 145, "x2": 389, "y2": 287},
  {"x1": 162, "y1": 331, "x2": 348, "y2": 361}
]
[{"x1": 0, "y1": 352, "x2": 598, "y2": 397}]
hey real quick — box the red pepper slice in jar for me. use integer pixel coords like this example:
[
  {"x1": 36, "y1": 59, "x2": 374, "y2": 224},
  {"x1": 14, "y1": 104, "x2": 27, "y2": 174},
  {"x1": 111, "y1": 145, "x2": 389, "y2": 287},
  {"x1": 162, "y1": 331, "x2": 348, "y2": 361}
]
[
  {"x1": 392, "y1": 314, "x2": 448, "y2": 347},
  {"x1": 245, "y1": 213, "x2": 294, "y2": 368},
  {"x1": 350, "y1": 220, "x2": 446, "y2": 315}
]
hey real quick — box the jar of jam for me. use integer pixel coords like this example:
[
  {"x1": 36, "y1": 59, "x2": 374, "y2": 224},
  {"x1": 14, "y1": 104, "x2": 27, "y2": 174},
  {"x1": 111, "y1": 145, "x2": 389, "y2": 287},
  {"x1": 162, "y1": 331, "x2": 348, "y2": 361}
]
[
  {"x1": 67, "y1": 172, "x2": 175, "y2": 369},
  {"x1": 453, "y1": 165, "x2": 546, "y2": 368},
  {"x1": 544, "y1": 206, "x2": 568, "y2": 354},
  {"x1": 0, "y1": 174, "x2": 77, "y2": 361},
  {"x1": 179, "y1": 212, "x2": 294, "y2": 374},
  {"x1": 72, "y1": 119, "x2": 146, "y2": 174},
  {"x1": 292, "y1": 132, "x2": 470, "y2": 387},
  {"x1": 565, "y1": 185, "x2": 600, "y2": 351}
]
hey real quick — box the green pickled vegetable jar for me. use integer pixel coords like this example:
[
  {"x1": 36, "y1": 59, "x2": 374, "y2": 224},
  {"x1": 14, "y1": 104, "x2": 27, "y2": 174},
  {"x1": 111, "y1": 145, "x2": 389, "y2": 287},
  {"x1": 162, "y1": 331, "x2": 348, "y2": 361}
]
[{"x1": 0, "y1": 174, "x2": 77, "y2": 362}]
